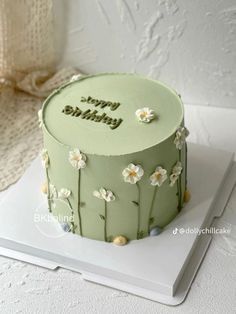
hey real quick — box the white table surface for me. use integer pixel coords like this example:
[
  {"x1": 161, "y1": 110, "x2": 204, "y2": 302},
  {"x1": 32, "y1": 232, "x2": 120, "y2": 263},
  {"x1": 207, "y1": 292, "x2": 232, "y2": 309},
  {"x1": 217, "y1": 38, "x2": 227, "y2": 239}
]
[{"x1": 0, "y1": 104, "x2": 236, "y2": 314}]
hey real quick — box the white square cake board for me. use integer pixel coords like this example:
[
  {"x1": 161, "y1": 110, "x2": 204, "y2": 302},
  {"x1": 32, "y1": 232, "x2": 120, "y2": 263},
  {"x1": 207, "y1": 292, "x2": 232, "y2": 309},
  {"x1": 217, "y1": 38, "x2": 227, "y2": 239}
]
[{"x1": 0, "y1": 143, "x2": 235, "y2": 305}]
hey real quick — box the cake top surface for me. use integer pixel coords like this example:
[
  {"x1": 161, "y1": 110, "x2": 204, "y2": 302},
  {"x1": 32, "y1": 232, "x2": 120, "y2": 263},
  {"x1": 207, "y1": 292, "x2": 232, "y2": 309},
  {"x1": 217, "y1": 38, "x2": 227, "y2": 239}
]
[{"x1": 42, "y1": 73, "x2": 184, "y2": 156}]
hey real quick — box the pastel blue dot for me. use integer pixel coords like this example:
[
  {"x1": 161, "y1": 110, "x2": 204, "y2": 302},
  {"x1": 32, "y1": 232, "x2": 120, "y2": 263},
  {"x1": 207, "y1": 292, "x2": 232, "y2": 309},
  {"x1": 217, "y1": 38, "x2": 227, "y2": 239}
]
[
  {"x1": 149, "y1": 226, "x2": 162, "y2": 237},
  {"x1": 60, "y1": 222, "x2": 71, "y2": 232}
]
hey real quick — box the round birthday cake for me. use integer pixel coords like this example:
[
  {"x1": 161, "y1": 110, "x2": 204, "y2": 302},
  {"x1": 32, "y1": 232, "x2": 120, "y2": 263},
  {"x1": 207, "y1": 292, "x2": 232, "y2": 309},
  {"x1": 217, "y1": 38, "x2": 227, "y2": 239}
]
[{"x1": 39, "y1": 73, "x2": 189, "y2": 245}]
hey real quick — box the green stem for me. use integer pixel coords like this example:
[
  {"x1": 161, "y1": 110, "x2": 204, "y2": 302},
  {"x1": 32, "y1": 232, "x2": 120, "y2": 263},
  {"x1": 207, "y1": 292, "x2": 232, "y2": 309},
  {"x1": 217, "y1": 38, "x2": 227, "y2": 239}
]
[
  {"x1": 77, "y1": 170, "x2": 83, "y2": 236},
  {"x1": 67, "y1": 198, "x2": 75, "y2": 233},
  {"x1": 136, "y1": 182, "x2": 141, "y2": 239},
  {"x1": 176, "y1": 179, "x2": 180, "y2": 212},
  {"x1": 104, "y1": 200, "x2": 107, "y2": 242},
  {"x1": 178, "y1": 149, "x2": 182, "y2": 212},
  {"x1": 185, "y1": 142, "x2": 188, "y2": 188},
  {"x1": 46, "y1": 168, "x2": 52, "y2": 213},
  {"x1": 148, "y1": 186, "x2": 157, "y2": 233}
]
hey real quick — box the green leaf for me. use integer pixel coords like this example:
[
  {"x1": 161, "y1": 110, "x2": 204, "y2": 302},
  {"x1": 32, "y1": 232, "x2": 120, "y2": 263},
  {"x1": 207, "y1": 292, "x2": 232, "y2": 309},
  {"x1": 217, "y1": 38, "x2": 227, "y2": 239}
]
[
  {"x1": 131, "y1": 201, "x2": 139, "y2": 206},
  {"x1": 107, "y1": 236, "x2": 113, "y2": 243},
  {"x1": 149, "y1": 217, "x2": 154, "y2": 225},
  {"x1": 99, "y1": 214, "x2": 105, "y2": 220},
  {"x1": 137, "y1": 230, "x2": 144, "y2": 239}
]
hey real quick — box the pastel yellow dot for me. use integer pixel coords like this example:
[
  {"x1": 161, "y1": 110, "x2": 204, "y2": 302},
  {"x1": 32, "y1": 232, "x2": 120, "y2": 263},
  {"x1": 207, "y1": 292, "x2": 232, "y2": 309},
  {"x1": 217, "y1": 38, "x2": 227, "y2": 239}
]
[
  {"x1": 41, "y1": 182, "x2": 48, "y2": 194},
  {"x1": 113, "y1": 235, "x2": 128, "y2": 246},
  {"x1": 184, "y1": 190, "x2": 191, "y2": 203}
]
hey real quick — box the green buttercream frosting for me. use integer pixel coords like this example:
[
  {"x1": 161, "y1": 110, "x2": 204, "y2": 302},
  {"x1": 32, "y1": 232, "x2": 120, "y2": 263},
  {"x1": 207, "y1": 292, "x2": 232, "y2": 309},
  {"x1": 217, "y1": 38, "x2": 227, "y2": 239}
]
[
  {"x1": 42, "y1": 73, "x2": 183, "y2": 156},
  {"x1": 41, "y1": 73, "x2": 187, "y2": 242}
]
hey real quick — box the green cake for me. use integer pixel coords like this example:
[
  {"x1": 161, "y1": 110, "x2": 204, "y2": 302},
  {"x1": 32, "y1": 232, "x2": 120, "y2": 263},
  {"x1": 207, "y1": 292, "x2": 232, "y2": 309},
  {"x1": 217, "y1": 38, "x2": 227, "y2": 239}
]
[{"x1": 39, "y1": 73, "x2": 189, "y2": 245}]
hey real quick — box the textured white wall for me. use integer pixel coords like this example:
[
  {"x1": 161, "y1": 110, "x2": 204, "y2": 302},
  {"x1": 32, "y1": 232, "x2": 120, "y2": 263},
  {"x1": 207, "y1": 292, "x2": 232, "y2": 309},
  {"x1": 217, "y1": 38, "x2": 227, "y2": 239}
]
[{"x1": 56, "y1": 0, "x2": 236, "y2": 108}]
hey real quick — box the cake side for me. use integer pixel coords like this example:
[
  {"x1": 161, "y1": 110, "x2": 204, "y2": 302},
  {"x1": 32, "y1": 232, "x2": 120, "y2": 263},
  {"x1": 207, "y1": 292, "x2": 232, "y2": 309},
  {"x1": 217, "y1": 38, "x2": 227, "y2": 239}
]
[{"x1": 39, "y1": 73, "x2": 189, "y2": 243}]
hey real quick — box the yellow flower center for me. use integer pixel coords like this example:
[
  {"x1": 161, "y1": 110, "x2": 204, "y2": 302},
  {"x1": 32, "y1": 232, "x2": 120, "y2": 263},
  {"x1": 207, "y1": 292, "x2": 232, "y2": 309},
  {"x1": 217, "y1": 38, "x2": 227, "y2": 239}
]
[
  {"x1": 155, "y1": 172, "x2": 162, "y2": 180},
  {"x1": 140, "y1": 112, "x2": 147, "y2": 118},
  {"x1": 73, "y1": 155, "x2": 81, "y2": 161},
  {"x1": 129, "y1": 170, "x2": 137, "y2": 177}
]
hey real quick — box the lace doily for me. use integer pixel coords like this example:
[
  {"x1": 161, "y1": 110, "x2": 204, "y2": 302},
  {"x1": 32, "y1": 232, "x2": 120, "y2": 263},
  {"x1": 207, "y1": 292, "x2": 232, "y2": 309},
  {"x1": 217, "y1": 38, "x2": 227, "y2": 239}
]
[
  {"x1": 0, "y1": 68, "x2": 80, "y2": 191},
  {"x1": 0, "y1": 0, "x2": 80, "y2": 190}
]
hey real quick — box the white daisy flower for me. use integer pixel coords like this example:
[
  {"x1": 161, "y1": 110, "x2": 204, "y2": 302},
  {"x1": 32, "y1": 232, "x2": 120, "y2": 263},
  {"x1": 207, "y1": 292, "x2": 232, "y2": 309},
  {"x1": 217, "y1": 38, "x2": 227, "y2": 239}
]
[
  {"x1": 41, "y1": 149, "x2": 49, "y2": 168},
  {"x1": 38, "y1": 109, "x2": 43, "y2": 128},
  {"x1": 68, "y1": 148, "x2": 87, "y2": 170},
  {"x1": 174, "y1": 126, "x2": 189, "y2": 150},
  {"x1": 49, "y1": 184, "x2": 57, "y2": 208},
  {"x1": 122, "y1": 163, "x2": 144, "y2": 184},
  {"x1": 150, "y1": 166, "x2": 167, "y2": 186},
  {"x1": 49, "y1": 184, "x2": 57, "y2": 199},
  {"x1": 169, "y1": 162, "x2": 182, "y2": 187},
  {"x1": 93, "y1": 188, "x2": 115, "y2": 202},
  {"x1": 58, "y1": 188, "x2": 71, "y2": 199},
  {"x1": 70, "y1": 74, "x2": 82, "y2": 82},
  {"x1": 135, "y1": 107, "x2": 155, "y2": 123}
]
